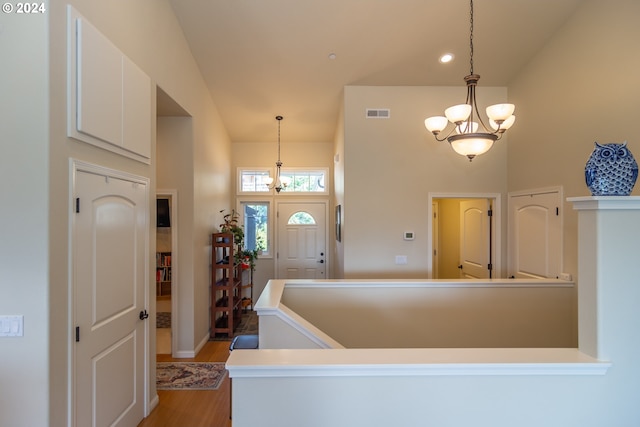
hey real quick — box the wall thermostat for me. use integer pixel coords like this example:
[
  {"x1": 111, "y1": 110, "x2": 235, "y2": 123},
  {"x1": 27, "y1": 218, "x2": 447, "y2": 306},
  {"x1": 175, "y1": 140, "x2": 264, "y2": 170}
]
[{"x1": 404, "y1": 231, "x2": 415, "y2": 241}]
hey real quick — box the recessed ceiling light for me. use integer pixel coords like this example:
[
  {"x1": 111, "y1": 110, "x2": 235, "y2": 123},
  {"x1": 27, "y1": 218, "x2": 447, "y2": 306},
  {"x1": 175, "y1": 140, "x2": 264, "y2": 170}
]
[
  {"x1": 439, "y1": 53, "x2": 454, "y2": 64},
  {"x1": 328, "y1": 53, "x2": 337, "y2": 60}
]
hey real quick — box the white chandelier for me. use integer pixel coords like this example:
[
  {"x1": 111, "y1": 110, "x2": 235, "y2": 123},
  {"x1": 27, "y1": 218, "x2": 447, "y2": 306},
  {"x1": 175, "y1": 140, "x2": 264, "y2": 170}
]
[
  {"x1": 265, "y1": 115, "x2": 289, "y2": 192},
  {"x1": 424, "y1": 0, "x2": 516, "y2": 162}
]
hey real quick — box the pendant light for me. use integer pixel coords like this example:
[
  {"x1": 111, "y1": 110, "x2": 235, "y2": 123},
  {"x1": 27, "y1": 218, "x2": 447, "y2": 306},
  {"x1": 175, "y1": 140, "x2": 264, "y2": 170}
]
[
  {"x1": 424, "y1": 0, "x2": 516, "y2": 162},
  {"x1": 265, "y1": 115, "x2": 288, "y2": 192}
]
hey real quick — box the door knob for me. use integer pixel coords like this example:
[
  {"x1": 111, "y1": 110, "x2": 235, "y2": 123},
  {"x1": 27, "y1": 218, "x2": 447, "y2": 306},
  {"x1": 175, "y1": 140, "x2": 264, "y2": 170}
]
[
  {"x1": 458, "y1": 265, "x2": 463, "y2": 269},
  {"x1": 318, "y1": 259, "x2": 324, "y2": 264},
  {"x1": 139, "y1": 310, "x2": 149, "y2": 320}
]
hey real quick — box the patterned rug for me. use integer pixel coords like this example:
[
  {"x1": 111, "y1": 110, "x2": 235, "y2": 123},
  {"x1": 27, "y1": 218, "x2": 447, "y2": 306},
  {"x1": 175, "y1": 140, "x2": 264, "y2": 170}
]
[
  {"x1": 157, "y1": 312, "x2": 171, "y2": 328},
  {"x1": 156, "y1": 362, "x2": 227, "y2": 390}
]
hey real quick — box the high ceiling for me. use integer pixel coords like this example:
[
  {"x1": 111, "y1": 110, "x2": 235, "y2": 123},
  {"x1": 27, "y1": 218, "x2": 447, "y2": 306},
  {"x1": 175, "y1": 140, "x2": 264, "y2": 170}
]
[{"x1": 167, "y1": 0, "x2": 584, "y2": 143}]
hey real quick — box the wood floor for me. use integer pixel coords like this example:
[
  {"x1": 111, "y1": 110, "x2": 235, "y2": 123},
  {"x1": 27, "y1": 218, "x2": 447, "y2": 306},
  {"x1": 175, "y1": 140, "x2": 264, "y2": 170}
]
[{"x1": 137, "y1": 340, "x2": 233, "y2": 427}]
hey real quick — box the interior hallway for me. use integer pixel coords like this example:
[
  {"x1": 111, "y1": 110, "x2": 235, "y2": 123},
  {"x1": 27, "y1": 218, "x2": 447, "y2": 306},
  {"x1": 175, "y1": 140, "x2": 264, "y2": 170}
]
[{"x1": 138, "y1": 340, "x2": 233, "y2": 427}]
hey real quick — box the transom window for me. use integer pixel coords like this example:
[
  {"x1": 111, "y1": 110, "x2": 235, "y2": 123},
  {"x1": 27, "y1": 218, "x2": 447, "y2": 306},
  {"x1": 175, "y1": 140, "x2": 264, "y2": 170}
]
[
  {"x1": 239, "y1": 168, "x2": 329, "y2": 194},
  {"x1": 279, "y1": 169, "x2": 327, "y2": 194},
  {"x1": 239, "y1": 169, "x2": 271, "y2": 193}
]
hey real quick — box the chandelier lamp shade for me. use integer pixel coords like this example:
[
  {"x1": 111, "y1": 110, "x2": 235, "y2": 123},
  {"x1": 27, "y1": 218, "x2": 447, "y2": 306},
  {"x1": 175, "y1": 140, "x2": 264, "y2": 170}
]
[
  {"x1": 424, "y1": 0, "x2": 515, "y2": 162},
  {"x1": 265, "y1": 115, "x2": 289, "y2": 193}
]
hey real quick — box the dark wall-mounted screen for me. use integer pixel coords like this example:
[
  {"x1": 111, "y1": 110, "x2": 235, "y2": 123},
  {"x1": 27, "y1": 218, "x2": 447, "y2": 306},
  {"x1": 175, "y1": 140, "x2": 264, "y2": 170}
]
[{"x1": 157, "y1": 198, "x2": 171, "y2": 227}]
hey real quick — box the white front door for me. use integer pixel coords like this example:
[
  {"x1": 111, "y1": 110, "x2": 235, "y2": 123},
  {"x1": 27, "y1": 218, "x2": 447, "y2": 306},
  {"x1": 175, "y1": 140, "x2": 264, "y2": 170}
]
[
  {"x1": 459, "y1": 199, "x2": 491, "y2": 279},
  {"x1": 277, "y1": 202, "x2": 327, "y2": 279},
  {"x1": 73, "y1": 165, "x2": 148, "y2": 427},
  {"x1": 508, "y1": 189, "x2": 562, "y2": 278}
]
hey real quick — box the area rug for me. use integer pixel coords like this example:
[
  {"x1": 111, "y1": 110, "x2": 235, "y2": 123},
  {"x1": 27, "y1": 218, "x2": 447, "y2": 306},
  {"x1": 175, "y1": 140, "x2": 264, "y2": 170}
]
[
  {"x1": 156, "y1": 312, "x2": 171, "y2": 328},
  {"x1": 156, "y1": 362, "x2": 227, "y2": 390}
]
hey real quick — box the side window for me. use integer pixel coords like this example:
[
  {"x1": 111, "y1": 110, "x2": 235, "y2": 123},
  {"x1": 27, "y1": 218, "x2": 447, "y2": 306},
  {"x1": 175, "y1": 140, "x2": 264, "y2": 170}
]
[{"x1": 241, "y1": 201, "x2": 270, "y2": 256}]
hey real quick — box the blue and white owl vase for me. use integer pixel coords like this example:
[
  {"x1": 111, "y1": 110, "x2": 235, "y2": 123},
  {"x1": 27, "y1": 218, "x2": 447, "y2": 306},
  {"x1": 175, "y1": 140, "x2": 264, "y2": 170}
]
[{"x1": 585, "y1": 141, "x2": 638, "y2": 196}]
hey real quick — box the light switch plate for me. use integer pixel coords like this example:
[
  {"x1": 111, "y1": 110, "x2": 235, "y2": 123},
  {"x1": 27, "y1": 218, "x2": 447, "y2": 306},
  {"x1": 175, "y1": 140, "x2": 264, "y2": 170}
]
[
  {"x1": 395, "y1": 255, "x2": 408, "y2": 265},
  {"x1": 0, "y1": 315, "x2": 24, "y2": 337}
]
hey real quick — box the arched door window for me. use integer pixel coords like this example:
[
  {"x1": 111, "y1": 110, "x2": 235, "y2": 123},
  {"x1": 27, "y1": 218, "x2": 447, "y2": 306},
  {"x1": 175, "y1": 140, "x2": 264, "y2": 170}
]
[{"x1": 287, "y1": 211, "x2": 316, "y2": 225}]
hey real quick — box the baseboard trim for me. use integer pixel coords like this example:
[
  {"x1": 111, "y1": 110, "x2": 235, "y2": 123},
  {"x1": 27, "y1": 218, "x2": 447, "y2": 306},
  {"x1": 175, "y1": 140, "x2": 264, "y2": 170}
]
[{"x1": 173, "y1": 332, "x2": 210, "y2": 358}]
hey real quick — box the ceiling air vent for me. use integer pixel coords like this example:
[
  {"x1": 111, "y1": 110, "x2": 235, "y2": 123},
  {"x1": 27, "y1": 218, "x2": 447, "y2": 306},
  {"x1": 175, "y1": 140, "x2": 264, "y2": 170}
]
[{"x1": 366, "y1": 109, "x2": 390, "y2": 119}]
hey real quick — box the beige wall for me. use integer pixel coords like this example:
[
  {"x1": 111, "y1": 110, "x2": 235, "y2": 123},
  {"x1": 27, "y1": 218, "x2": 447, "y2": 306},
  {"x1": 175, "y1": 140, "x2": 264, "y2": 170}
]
[
  {"x1": 508, "y1": 0, "x2": 640, "y2": 280},
  {"x1": 280, "y1": 282, "x2": 576, "y2": 348},
  {"x1": 342, "y1": 86, "x2": 509, "y2": 278}
]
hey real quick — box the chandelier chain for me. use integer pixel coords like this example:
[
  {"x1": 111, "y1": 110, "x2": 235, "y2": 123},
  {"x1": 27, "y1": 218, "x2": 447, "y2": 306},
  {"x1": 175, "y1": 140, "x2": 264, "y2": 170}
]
[
  {"x1": 276, "y1": 115, "x2": 283, "y2": 162},
  {"x1": 469, "y1": 0, "x2": 474, "y2": 75}
]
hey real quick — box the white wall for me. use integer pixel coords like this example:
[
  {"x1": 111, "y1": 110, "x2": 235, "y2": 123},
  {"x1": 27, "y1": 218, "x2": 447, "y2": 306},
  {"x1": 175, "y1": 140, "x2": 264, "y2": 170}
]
[{"x1": 0, "y1": 9, "x2": 49, "y2": 427}]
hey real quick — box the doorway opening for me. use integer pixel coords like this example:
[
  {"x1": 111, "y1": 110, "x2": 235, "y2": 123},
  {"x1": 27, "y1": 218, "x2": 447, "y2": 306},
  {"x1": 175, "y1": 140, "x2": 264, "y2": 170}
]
[
  {"x1": 156, "y1": 85, "x2": 190, "y2": 357},
  {"x1": 156, "y1": 191, "x2": 177, "y2": 355},
  {"x1": 428, "y1": 193, "x2": 502, "y2": 279}
]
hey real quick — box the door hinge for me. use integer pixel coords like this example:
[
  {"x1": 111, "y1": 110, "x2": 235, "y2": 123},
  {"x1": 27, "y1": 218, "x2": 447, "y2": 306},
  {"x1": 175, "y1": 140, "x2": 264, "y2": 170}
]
[
  {"x1": 75, "y1": 326, "x2": 80, "y2": 342},
  {"x1": 556, "y1": 207, "x2": 559, "y2": 216},
  {"x1": 75, "y1": 198, "x2": 80, "y2": 213},
  {"x1": 487, "y1": 209, "x2": 493, "y2": 217},
  {"x1": 488, "y1": 263, "x2": 493, "y2": 271}
]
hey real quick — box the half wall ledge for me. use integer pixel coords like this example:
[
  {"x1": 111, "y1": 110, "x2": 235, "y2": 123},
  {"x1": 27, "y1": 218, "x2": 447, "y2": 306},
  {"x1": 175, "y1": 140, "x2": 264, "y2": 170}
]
[{"x1": 226, "y1": 347, "x2": 610, "y2": 378}]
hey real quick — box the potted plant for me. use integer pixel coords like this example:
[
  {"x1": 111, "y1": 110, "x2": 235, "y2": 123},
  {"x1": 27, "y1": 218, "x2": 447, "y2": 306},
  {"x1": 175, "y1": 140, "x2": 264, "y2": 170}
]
[{"x1": 219, "y1": 209, "x2": 244, "y2": 246}]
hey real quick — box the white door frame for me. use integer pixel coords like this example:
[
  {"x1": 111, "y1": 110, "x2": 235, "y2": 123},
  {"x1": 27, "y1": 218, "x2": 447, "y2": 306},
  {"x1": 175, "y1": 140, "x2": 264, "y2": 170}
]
[
  {"x1": 427, "y1": 192, "x2": 502, "y2": 279},
  {"x1": 275, "y1": 199, "x2": 330, "y2": 279},
  {"x1": 156, "y1": 189, "x2": 178, "y2": 356}
]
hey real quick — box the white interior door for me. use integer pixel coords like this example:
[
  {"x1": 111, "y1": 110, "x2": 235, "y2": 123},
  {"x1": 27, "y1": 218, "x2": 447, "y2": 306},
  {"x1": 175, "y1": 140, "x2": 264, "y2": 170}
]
[
  {"x1": 508, "y1": 189, "x2": 562, "y2": 278},
  {"x1": 459, "y1": 199, "x2": 491, "y2": 279},
  {"x1": 73, "y1": 166, "x2": 147, "y2": 427},
  {"x1": 277, "y1": 202, "x2": 327, "y2": 279}
]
